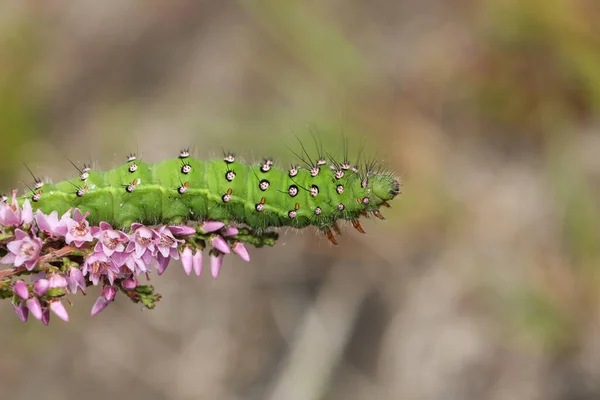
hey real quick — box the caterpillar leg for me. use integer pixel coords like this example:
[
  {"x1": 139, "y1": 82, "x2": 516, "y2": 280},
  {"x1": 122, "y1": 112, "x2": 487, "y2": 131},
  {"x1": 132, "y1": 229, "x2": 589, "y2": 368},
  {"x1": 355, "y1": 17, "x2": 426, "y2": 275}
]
[
  {"x1": 372, "y1": 209, "x2": 385, "y2": 220},
  {"x1": 324, "y1": 228, "x2": 338, "y2": 245},
  {"x1": 352, "y1": 220, "x2": 366, "y2": 233},
  {"x1": 331, "y1": 222, "x2": 341, "y2": 236}
]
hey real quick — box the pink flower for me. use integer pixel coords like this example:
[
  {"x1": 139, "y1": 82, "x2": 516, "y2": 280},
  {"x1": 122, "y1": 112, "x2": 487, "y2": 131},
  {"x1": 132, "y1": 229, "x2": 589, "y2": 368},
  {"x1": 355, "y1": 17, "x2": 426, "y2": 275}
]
[
  {"x1": 91, "y1": 296, "x2": 110, "y2": 316},
  {"x1": 64, "y1": 209, "x2": 94, "y2": 247},
  {"x1": 0, "y1": 190, "x2": 32, "y2": 226},
  {"x1": 48, "y1": 273, "x2": 68, "y2": 289},
  {"x1": 180, "y1": 246, "x2": 193, "y2": 275},
  {"x1": 168, "y1": 225, "x2": 196, "y2": 237},
  {"x1": 210, "y1": 253, "x2": 223, "y2": 279},
  {"x1": 199, "y1": 221, "x2": 225, "y2": 234},
  {"x1": 223, "y1": 226, "x2": 239, "y2": 237},
  {"x1": 156, "y1": 253, "x2": 171, "y2": 276},
  {"x1": 92, "y1": 222, "x2": 129, "y2": 257},
  {"x1": 121, "y1": 279, "x2": 137, "y2": 290},
  {"x1": 34, "y1": 279, "x2": 50, "y2": 295},
  {"x1": 20, "y1": 200, "x2": 33, "y2": 226},
  {"x1": 26, "y1": 297, "x2": 43, "y2": 320},
  {"x1": 127, "y1": 224, "x2": 156, "y2": 258},
  {"x1": 82, "y1": 251, "x2": 119, "y2": 286},
  {"x1": 12, "y1": 302, "x2": 28, "y2": 322},
  {"x1": 1, "y1": 229, "x2": 42, "y2": 270},
  {"x1": 113, "y1": 251, "x2": 149, "y2": 275},
  {"x1": 232, "y1": 242, "x2": 250, "y2": 262},
  {"x1": 154, "y1": 226, "x2": 183, "y2": 259},
  {"x1": 13, "y1": 280, "x2": 29, "y2": 300},
  {"x1": 66, "y1": 267, "x2": 86, "y2": 294},
  {"x1": 210, "y1": 236, "x2": 230, "y2": 254},
  {"x1": 101, "y1": 285, "x2": 117, "y2": 301},
  {"x1": 34, "y1": 210, "x2": 64, "y2": 237},
  {"x1": 49, "y1": 300, "x2": 69, "y2": 322},
  {"x1": 41, "y1": 308, "x2": 50, "y2": 325},
  {"x1": 193, "y1": 249, "x2": 203, "y2": 276}
]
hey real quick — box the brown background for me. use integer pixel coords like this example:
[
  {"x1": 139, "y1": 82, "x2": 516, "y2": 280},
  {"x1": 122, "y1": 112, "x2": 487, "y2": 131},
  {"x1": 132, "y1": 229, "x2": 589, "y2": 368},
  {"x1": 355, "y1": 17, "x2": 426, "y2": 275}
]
[{"x1": 2, "y1": 1, "x2": 600, "y2": 399}]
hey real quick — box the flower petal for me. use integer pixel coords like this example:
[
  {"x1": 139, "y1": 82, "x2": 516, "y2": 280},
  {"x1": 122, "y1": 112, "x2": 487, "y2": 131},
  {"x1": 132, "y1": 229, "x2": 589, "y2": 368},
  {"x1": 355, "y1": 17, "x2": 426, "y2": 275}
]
[
  {"x1": 26, "y1": 297, "x2": 43, "y2": 320},
  {"x1": 41, "y1": 309, "x2": 50, "y2": 325},
  {"x1": 12, "y1": 303, "x2": 28, "y2": 322},
  {"x1": 21, "y1": 200, "x2": 33, "y2": 225},
  {"x1": 210, "y1": 236, "x2": 231, "y2": 254},
  {"x1": 102, "y1": 285, "x2": 117, "y2": 301},
  {"x1": 34, "y1": 279, "x2": 50, "y2": 296},
  {"x1": 13, "y1": 280, "x2": 29, "y2": 300},
  {"x1": 192, "y1": 250, "x2": 203, "y2": 276},
  {"x1": 223, "y1": 226, "x2": 239, "y2": 237},
  {"x1": 50, "y1": 301, "x2": 69, "y2": 322},
  {"x1": 180, "y1": 246, "x2": 193, "y2": 275},
  {"x1": 232, "y1": 242, "x2": 250, "y2": 262},
  {"x1": 122, "y1": 279, "x2": 137, "y2": 290},
  {"x1": 168, "y1": 225, "x2": 196, "y2": 237},
  {"x1": 199, "y1": 221, "x2": 225, "y2": 234},
  {"x1": 210, "y1": 254, "x2": 223, "y2": 279},
  {"x1": 91, "y1": 296, "x2": 110, "y2": 316}
]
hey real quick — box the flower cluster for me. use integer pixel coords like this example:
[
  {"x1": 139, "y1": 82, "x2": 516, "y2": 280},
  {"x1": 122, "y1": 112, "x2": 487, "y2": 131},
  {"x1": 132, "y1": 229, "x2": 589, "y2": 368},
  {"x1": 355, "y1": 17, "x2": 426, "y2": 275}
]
[{"x1": 0, "y1": 190, "x2": 278, "y2": 324}]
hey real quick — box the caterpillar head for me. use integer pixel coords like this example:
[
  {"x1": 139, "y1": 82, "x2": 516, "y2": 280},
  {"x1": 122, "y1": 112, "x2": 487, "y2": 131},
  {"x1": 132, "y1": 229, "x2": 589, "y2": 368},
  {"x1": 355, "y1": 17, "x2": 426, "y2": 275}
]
[{"x1": 369, "y1": 173, "x2": 401, "y2": 203}]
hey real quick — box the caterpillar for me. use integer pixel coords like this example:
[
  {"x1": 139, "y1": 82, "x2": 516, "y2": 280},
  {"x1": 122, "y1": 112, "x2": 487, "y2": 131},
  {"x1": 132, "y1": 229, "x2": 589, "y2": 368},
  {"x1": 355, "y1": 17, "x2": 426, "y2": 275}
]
[{"x1": 16, "y1": 146, "x2": 400, "y2": 243}]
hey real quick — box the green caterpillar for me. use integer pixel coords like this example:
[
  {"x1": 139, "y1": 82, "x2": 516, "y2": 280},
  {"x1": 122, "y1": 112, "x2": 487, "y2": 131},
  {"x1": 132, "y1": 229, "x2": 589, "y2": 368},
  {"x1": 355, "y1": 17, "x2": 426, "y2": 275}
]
[{"x1": 19, "y1": 149, "x2": 400, "y2": 240}]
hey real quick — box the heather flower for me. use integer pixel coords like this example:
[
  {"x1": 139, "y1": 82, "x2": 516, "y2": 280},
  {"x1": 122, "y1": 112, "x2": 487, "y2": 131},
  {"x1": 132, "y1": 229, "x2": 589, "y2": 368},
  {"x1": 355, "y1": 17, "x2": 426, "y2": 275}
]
[
  {"x1": 48, "y1": 273, "x2": 68, "y2": 289},
  {"x1": 49, "y1": 300, "x2": 69, "y2": 322},
  {"x1": 82, "y1": 251, "x2": 120, "y2": 286},
  {"x1": 210, "y1": 253, "x2": 223, "y2": 279},
  {"x1": 34, "y1": 279, "x2": 50, "y2": 296},
  {"x1": 12, "y1": 302, "x2": 28, "y2": 322},
  {"x1": 26, "y1": 297, "x2": 43, "y2": 320},
  {"x1": 41, "y1": 308, "x2": 50, "y2": 325},
  {"x1": 199, "y1": 221, "x2": 225, "y2": 234},
  {"x1": 66, "y1": 267, "x2": 86, "y2": 294},
  {"x1": 13, "y1": 280, "x2": 29, "y2": 300},
  {"x1": 210, "y1": 236, "x2": 231, "y2": 254},
  {"x1": 223, "y1": 226, "x2": 239, "y2": 237},
  {"x1": 34, "y1": 210, "x2": 65, "y2": 237},
  {"x1": 181, "y1": 246, "x2": 193, "y2": 275},
  {"x1": 193, "y1": 249, "x2": 203, "y2": 276},
  {"x1": 154, "y1": 226, "x2": 183, "y2": 259},
  {"x1": 64, "y1": 209, "x2": 94, "y2": 247},
  {"x1": 127, "y1": 223, "x2": 156, "y2": 258},
  {"x1": 0, "y1": 190, "x2": 31, "y2": 227},
  {"x1": 92, "y1": 222, "x2": 128, "y2": 257},
  {"x1": 91, "y1": 296, "x2": 110, "y2": 316},
  {"x1": 2, "y1": 229, "x2": 42, "y2": 270},
  {"x1": 101, "y1": 285, "x2": 117, "y2": 302},
  {"x1": 0, "y1": 190, "x2": 279, "y2": 324},
  {"x1": 232, "y1": 242, "x2": 250, "y2": 262},
  {"x1": 122, "y1": 278, "x2": 137, "y2": 290},
  {"x1": 155, "y1": 253, "x2": 171, "y2": 276},
  {"x1": 0, "y1": 200, "x2": 20, "y2": 227},
  {"x1": 168, "y1": 225, "x2": 196, "y2": 236},
  {"x1": 114, "y1": 251, "x2": 149, "y2": 275},
  {"x1": 20, "y1": 200, "x2": 33, "y2": 226}
]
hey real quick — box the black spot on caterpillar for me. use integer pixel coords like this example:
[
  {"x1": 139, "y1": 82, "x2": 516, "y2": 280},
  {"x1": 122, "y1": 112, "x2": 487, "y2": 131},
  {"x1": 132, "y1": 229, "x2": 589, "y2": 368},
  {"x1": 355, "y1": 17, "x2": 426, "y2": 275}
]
[{"x1": 17, "y1": 147, "x2": 401, "y2": 239}]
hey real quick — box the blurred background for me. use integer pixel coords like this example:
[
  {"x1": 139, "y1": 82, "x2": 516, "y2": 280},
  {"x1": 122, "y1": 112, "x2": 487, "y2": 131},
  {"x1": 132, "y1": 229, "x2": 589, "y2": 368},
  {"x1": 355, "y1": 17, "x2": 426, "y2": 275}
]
[{"x1": 1, "y1": 0, "x2": 600, "y2": 399}]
